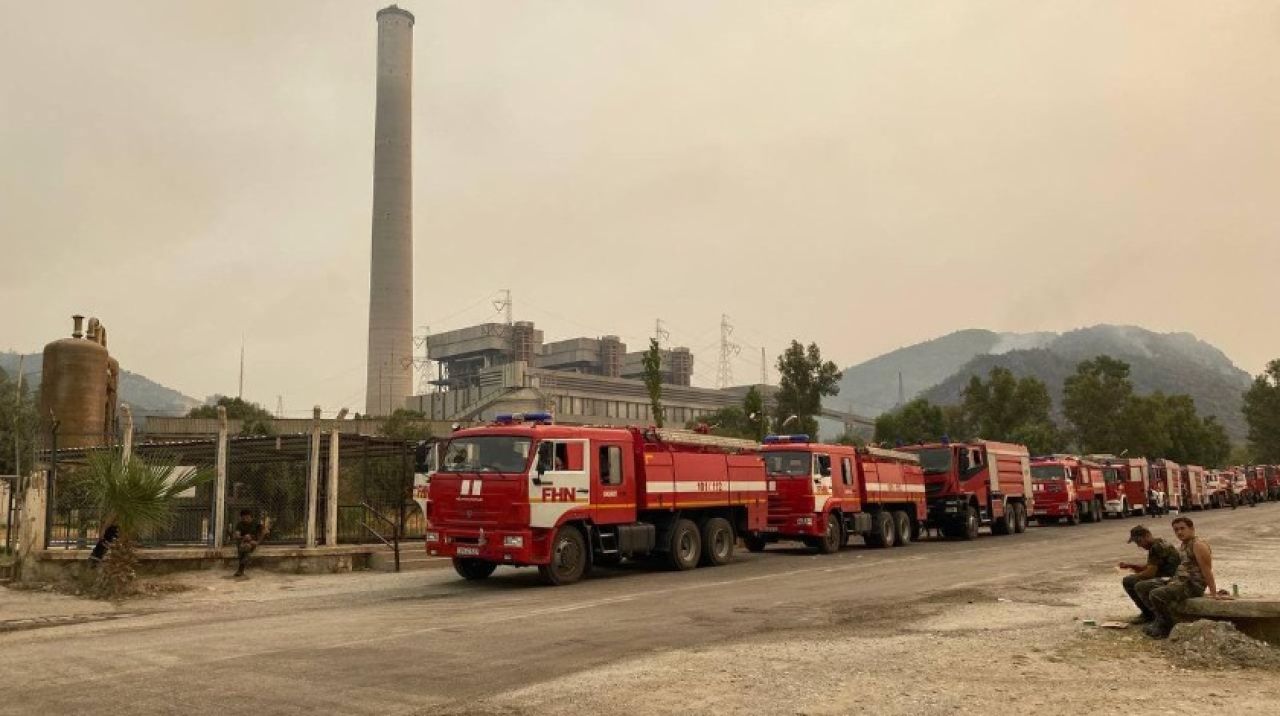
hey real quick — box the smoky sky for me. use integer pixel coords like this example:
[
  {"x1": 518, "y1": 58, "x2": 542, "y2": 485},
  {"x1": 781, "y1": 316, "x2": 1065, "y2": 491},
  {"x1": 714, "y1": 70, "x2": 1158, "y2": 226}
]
[{"x1": 2, "y1": 1, "x2": 1278, "y2": 416}]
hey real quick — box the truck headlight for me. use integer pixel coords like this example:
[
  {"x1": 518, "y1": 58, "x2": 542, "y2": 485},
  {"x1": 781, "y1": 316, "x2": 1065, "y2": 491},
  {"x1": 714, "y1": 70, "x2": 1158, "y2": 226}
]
[
  {"x1": 503, "y1": 535, "x2": 525, "y2": 548},
  {"x1": 424, "y1": 531, "x2": 440, "y2": 543}
]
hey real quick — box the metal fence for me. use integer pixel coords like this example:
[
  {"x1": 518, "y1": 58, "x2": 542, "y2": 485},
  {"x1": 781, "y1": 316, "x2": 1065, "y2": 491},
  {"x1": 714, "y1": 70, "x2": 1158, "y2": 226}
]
[{"x1": 35, "y1": 427, "x2": 418, "y2": 550}]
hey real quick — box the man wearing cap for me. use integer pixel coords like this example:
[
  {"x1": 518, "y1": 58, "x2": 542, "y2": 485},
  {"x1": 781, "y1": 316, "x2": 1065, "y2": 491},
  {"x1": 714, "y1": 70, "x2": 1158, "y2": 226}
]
[{"x1": 1118, "y1": 525, "x2": 1181, "y2": 624}]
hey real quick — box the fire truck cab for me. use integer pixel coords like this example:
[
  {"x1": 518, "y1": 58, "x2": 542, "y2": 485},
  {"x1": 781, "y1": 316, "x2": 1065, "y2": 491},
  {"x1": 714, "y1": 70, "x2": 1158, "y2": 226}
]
[
  {"x1": 1029, "y1": 454, "x2": 1104, "y2": 524},
  {"x1": 425, "y1": 414, "x2": 767, "y2": 585},
  {"x1": 1091, "y1": 455, "x2": 1150, "y2": 517},
  {"x1": 751, "y1": 436, "x2": 925, "y2": 553},
  {"x1": 899, "y1": 439, "x2": 1032, "y2": 540},
  {"x1": 1265, "y1": 465, "x2": 1280, "y2": 501}
]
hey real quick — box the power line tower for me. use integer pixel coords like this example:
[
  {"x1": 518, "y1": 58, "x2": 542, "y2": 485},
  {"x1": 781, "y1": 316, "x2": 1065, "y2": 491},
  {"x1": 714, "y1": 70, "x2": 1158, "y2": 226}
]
[
  {"x1": 492, "y1": 289, "x2": 513, "y2": 326},
  {"x1": 716, "y1": 314, "x2": 740, "y2": 389},
  {"x1": 275, "y1": 395, "x2": 283, "y2": 418},
  {"x1": 760, "y1": 346, "x2": 767, "y2": 386},
  {"x1": 654, "y1": 318, "x2": 669, "y2": 346},
  {"x1": 897, "y1": 370, "x2": 906, "y2": 407},
  {"x1": 412, "y1": 325, "x2": 433, "y2": 394}
]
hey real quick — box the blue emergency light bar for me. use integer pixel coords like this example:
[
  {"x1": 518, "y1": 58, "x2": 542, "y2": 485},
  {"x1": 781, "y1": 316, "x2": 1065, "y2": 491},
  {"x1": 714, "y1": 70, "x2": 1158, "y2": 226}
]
[
  {"x1": 494, "y1": 412, "x2": 554, "y2": 425},
  {"x1": 763, "y1": 434, "x2": 812, "y2": 444}
]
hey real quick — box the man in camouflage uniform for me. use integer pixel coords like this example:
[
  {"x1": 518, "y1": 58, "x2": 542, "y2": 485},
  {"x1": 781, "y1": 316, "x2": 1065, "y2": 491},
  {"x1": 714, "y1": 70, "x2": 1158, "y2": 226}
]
[
  {"x1": 1118, "y1": 525, "x2": 1181, "y2": 624},
  {"x1": 1144, "y1": 516, "x2": 1223, "y2": 639}
]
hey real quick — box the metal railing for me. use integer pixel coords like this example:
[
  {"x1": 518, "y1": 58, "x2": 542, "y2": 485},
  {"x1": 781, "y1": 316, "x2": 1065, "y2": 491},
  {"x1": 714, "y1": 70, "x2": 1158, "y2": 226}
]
[{"x1": 357, "y1": 502, "x2": 400, "y2": 572}]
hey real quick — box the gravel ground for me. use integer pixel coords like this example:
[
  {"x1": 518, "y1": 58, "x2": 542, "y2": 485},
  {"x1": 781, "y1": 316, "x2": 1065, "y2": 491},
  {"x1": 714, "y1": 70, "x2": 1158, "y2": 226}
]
[{"x1": 442, "y1": 519, "x2": 1280, "y2": 716}]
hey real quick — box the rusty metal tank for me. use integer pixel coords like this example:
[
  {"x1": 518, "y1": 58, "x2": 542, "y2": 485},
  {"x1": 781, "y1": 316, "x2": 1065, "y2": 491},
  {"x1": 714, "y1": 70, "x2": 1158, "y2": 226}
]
[{"x1": 40, "y1": 315, "x2": 111, "y2": 448}]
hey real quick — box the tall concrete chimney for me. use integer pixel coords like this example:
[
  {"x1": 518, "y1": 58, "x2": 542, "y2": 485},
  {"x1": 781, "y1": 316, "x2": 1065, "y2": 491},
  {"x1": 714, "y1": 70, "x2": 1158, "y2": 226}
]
[{"x1": 365, "y1": 5, "x2": 415, "y2": 416}]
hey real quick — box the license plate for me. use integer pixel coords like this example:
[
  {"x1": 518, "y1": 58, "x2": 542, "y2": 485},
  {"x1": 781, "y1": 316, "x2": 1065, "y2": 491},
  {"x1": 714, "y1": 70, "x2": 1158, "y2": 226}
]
[{"x1": 455, "y1": 546, "x2": 479, "y2": 556}]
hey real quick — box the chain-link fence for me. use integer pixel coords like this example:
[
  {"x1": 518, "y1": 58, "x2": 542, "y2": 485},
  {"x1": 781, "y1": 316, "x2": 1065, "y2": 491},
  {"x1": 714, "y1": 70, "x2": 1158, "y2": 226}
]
[{"x1": 34, "y1": 427, "x2": 418, "y2": 550}]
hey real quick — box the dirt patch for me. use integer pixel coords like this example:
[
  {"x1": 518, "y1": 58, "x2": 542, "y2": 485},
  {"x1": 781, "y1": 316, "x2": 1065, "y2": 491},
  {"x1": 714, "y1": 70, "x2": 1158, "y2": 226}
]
[{"x1": 1165, "y1": 620, "x2": 1280, "y2": 670}]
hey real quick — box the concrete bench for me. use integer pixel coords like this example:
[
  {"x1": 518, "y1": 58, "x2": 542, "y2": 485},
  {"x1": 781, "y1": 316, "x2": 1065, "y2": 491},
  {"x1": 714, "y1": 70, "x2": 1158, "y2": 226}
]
[{"x1": 1178, "y1": 597, "x2": 1280, "y2": 645}]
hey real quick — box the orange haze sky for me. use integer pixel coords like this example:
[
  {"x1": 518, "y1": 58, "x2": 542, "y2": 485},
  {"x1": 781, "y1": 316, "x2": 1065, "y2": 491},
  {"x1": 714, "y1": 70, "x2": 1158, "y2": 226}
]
[{"x1": 2, "y1": 1, "x2": 1277, "y2": 415}]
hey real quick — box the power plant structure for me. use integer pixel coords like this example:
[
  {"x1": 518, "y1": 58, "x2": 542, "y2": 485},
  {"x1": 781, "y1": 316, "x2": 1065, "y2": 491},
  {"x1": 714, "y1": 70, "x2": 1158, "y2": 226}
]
[
  {"x1": 365, "y1": 5, "x2": 415, "y2": 417},
  {"x1": 40, "y1": 315, "x2": 120, "y2": 448}
]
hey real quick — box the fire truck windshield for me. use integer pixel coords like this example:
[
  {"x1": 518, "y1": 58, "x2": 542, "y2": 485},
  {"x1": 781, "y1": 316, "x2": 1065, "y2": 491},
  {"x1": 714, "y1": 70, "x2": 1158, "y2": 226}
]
[
  {"x1": 915, "y1": 448, "x2": 952, "y2": 475},
  {"x1": 439, "y1": 436, "x2": 532, "y2": 473},
  {"x1": 763, "y1": 452, "x2": 812, "y2": 476},
  {"x1": 1102, "y1": 468, "x2": 1121, "y2": 484},
  {"x1": 1031, "y1": 465, "x2": 1067, "y2": 481}
]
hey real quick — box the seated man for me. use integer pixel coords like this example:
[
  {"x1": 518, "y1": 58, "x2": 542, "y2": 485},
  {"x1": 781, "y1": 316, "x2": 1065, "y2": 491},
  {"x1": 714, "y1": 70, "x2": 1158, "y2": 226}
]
[
  {"x1": 1144, "y1": 516, "x2": 1224, "y2": 638},
  {"x1": 1118, "y1": 525, "x2": 1180, "y2": 624},
  {"x1": 232, "y1": 509, "x2": 264, "y2": 578}
]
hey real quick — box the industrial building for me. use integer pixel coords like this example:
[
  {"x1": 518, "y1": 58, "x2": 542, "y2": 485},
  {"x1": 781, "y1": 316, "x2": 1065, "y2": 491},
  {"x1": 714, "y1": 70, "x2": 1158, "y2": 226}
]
[{"x1": 407, "y1": 320, "x2": 871, "y2": 435}]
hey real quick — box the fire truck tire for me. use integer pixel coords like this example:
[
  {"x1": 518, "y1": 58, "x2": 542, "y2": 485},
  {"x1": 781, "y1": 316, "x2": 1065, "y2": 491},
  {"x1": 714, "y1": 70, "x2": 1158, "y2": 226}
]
[
  {"x1": 892, "y1": 511, "x2": 911, "y2": 546},
  {"x1": 1065, "y1": 505, "x2": 1080, "y2": 526},
  {"x1": 815, "y1": 512, "x2": 844, "y2": 554},
  {"x1": 453, "y1": 558, "x2": 497, "y2": 581},
  {"x1": 538, "y1": 526, "x2": 588, "y2": 586},
  {"x1": 865, "y1": 511, "x2": 896, "y2": 548},
  {"x1": 991, "y1": 506, "x2": 1012, "y2": 536},
  {"x1": 963, "y1": 506, "x2": 980, "y2": 540},
  {"x1": 700, "y1": 517, "x2": 735, "y2": 566},
  {"x1": 666, "y1": 519, "x2": 702, "y2": 571},
  {"x1": 744, "y1": 533, "x2": 769, "y2": 552},
  {"x1": 1014, "y1": 503, "x2": 1028, "y2": 533}
]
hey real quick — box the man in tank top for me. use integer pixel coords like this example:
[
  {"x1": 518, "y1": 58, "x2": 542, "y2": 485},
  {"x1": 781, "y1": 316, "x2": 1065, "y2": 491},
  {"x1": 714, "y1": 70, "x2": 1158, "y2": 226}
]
[{"x1": 1143, "y1": 516, "x2": 1222, "y2": 638}]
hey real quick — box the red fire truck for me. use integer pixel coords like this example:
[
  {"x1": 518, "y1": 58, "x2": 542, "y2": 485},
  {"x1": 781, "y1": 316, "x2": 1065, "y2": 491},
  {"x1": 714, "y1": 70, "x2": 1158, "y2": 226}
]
[
  {"x1": 898, "y1": 439, "x2": 1032, "y2": 540},
  {"x1": 748, "y1": 436, "x2": 926, "y2": 552},
  {"x1": 424, "y1": 414, "x2": 767, "y2": 585},
  {"x1": 1029, "y1": 455, "x2": 1104, "y2": 524},
  {"x1": 1149, "y1": 459, "x2": 1182, "y2": 514},
  {"x1": 1226, "y1": 467, "x2": 1254, "y2": 507},
  {"x1": 1091, "y1": 455, "x2": 1150, "y2": 517},
  {"x1": 1181, "y1": 464, "x2": 1208, "y2": 510},
  {"x1": 1265, "y1": 465, "x2": 1280, "y2": 501},
  {"x1": 1246, "y1": 466, "x2": 1269, "y2": 504},
  {"x1": 1204, "y1": 470, "x2": 1226, "y2": 508}
]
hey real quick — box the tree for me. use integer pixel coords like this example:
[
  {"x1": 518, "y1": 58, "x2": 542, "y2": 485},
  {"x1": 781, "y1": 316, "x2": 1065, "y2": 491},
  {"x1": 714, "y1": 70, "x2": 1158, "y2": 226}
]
[
  {"x1": 873, "y1": 398, "x2": 947, "y2": 446},
  {"x1": 742, "y1": 386, "x2": 768, "y2": 441},
  {"x1": 685, "y1": 406, "x2": 752, "y2": 439},
  {"x1": 1063, "y1": 356, "x2": 1134, "y2": 453},
  {"x1": 1243, "y1": 359, "x2": 1280, "y2": 463},
  {"x1": 380, "y1": 409, "x2": 433, "y2": 442},
  {"x1": 188, "y1": 396, "x2": 275, "y2": 436},
  {"x1": 774, "y1": 341, "x2": 842, "y2": 439},
  {"x1": 834, "y1": 429, "x2": 865, "y2": 447},
  {"x1": 0, "y1": 367, "x2": 38, "y2": 477},
  {"x1": 1115, "y1": 393, "x2": 1172, "y2": 460},
  {"x1": 85, "y1": 450, "x2": 212, "y2": 599},
  {"x1": 1200, "y1": 415, "x2": 1232, "y2": 468},
  {"x1": 642, "y1": 338, "x2": 664, "y2": 428},
  {"x1": 960, "y1": 366, "x2": 1062, "y2": 453}
]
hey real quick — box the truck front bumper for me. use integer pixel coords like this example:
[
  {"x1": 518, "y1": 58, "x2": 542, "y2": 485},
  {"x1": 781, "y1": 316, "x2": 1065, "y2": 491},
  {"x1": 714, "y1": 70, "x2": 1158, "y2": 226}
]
[{"x1": 425, "y1": 526, "x2": 549, "y2": 566}]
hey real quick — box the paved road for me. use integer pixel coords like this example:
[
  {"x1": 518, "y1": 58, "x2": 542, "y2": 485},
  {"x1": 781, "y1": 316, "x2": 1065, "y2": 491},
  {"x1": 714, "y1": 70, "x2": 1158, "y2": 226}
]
[{"x1": 1, "y1": 506, "x2": 1272, "y2": 714}]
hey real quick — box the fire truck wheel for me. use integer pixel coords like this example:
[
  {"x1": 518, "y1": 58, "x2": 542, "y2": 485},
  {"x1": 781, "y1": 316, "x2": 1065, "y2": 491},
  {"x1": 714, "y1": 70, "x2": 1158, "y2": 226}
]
[
  {"x1": 812, "y1": 512, "x2": 843, "y2": 554},
  {"x1": 700, "y1": 517, "x2": 735, "y2": 566},
  {"x1": 667, "y1": 518, "x2": 702, "y2": 571},
  {"x1": 991, "y1": 506, "x2": 1012, "y2": 536},
  {"x1": 963, "y1": 506, "x2": 980, "y2": 540},
  {"x1": 1065, "y1": 505, "x2": 1080, "y2": 526},
  {"x1": 1014, "y1": 503, "x2": 1028, "y2": 533},
  {"x1": 538, "y1": 526, "x2": 588, "y2": 586},
  {"x1": 744, "y1": 534, "x2": 769, "y2": 553},
  {"x1": 865, "y1": 511, "x2": 896, "y2": 548},
  {"x1": 892, "y1": 511, "x2": 911, "y2": 546},
  {"x1": 452, "y1": 558, "x2": 497, "y2": 581}
]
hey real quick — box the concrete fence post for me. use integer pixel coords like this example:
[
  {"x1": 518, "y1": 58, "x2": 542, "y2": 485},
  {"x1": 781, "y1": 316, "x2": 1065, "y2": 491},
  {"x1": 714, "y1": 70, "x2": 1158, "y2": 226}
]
[
  {"x1": 326, "y1": 427, "x2": 340, "y2": 547},
  {"x1": 306, "y1": 406, "x2": 321, "y2": 548},
  {"x1": 212, "y1": 406, "x2": 228, "y2": 549},
  {"x1": 120, "y1": 404, "x2": 134, "y2": 464}
]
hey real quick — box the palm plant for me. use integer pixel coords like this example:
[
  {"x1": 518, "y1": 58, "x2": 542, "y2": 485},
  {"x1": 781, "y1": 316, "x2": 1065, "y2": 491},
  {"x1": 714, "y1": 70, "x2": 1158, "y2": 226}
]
[{"x1": 83, "y1": 450, "x2": 213, "y2": 598}]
